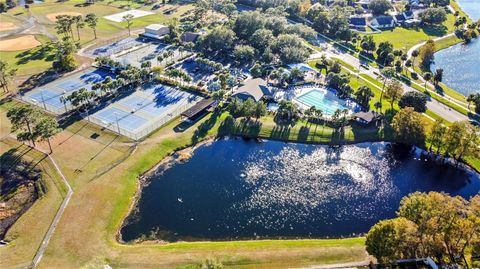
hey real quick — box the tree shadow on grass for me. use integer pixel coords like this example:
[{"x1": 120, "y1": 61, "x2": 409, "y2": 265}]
[
  {"x1": 15, "y1": 43, "x2": 55, "y2": 65},
  {"x1": 422, "y1": 24, "x2": 448, "y2": 37},
  {"x1": 191, "y1": 111, "x2": 221, "y2": 143},
  {"x1": 234, "y1": 118, "x2": 262, "y2": 137}
]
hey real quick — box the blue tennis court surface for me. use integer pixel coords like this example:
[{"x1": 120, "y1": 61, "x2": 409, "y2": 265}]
[
  {"x1": 95, "y1": 107, "x2": 149, "y2": 131},
  {"x1": 90, "y1": 83, "x2": 202, "y2": 139},
  {"x1": 23, "y1": 68, "x2": 116, "y2": 114}
]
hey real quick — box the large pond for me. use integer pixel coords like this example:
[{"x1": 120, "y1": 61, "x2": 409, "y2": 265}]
[
  {"x1": 121, "y1": 139, "x2": 480, "y2": 242},
  {"x1": 430, "y1": 0, "x2": 480, "y2": 96}
]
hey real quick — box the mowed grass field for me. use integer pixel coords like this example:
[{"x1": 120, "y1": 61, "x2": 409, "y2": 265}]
[{"x1": 361, "y1": 13, "x2": 457, "y2": 51}]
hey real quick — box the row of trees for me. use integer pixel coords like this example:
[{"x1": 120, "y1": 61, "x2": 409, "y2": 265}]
[
  {"x1": 228, "y1": 98, "x2": 267, "y2": 120},
  {"x1": 0, "y1": 59, "x2": 17, "y2": 93},
  {"x1": 6, "y1": 105, "x2": 61, "y2": 153},
  {"x1": 366, "y1": 191, "x2": 479, "y2": 265},
  {"x1": 391, "y1": 107, "x2": 480, "y2": 164}
]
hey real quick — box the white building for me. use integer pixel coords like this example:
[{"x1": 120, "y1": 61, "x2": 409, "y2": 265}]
[{"x1": 143, "y1": 24, "x2": 170, "y2": 39}]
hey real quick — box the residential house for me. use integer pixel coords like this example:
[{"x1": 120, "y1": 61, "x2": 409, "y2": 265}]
[
  {"x1": 349, "y1": 16, "x2": 367, "y2": 30},
  {"x1": 370, "y1": 16, "x2": 395, "y2": 29}
]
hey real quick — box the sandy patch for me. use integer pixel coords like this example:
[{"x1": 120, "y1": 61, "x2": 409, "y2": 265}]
[
  {"x1": 0, "y1": 22, "x2": 18, "y2": 32},
  {"x1": 46, "y1": 12, "x2": 83, "y2": 22},
  {"x1": 0, "y1": 35, "x2": 41, "y2": 51}
]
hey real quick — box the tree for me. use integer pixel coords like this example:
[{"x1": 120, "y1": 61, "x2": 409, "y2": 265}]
[
  {"x1": 420, "y1": 7, "x2": 447, "y2": 24},
  {"x1": 249, "y1": 63, "x2": 263, "y2": 78},
  {"x1": 34, "y1": 116, "x2": 61, "y2": 153},
  {"x1": 253, "y1": 101, "x2": 267, "y2": 120},
  {"x1": 443, "y1": 121, "x2": 480, "y2": 165},
  {"x1": 354, "y1": 86, "x2": 374, "y2": 111},
  {"x1": 411, "y1": 49, "x2": 419, "y2": 67},
  {"x1": 423, "y1": 72, "x2": 432, "y2": 91},
  {"x1": 272, "y1": 34, "x2": 309, "y2": 64},
  {"x1": 391, "y1": 107, "x2": 426, "y2": 145},
  {"x1": 53, "y1": 38, "x2": 77, "y2": 72},
  {"x1": 233, "y1": 45, "x2": 256, "y2": 64},
  {"x1": 368, "y1": 0, "x2": 392, "y2": 15},
  {"x1": 366, "y1": 218, "x2": 418, "y2": 263},
  {"x1": 0, "y1": 59, "x2": 17, "y2": 93},
  {"x1": 426, "y1": 119, "x2": 446, "y2": 153},
  {"x1": 85, "y1": 13, "x2": 98, "y2": 39},
  {"x1": 55, "y1": 15, "x2": 74, "y2": 39},
  {"x1": 289, "y1": 67, "x2": 303, "y2": 82},
  {"x1": 360, "y1": 35, "x2": 376, "y2": 54},
  {"x1": 467, "y1": 93, "x2": 480, "y2": 113},
  {"x1": 249, "y1": 28, "x2": 273, "y2": 53},
  {"x1": 6, "y1": 105, "x2": 41, "y2": 147},
  {"x1": 233, "y1": 11, "x2": 265, "y2": 40},
  {"x1": 198, "y1": 27, "x2": 236, "y2": 55},
  {"x1": 122, "y1": 14, "x2": 134, "y2": 36},
  {"x1": 376, "y1": 41, "x2": 394, "y2": 66},
  {"x1": 327, "y1": 72, "x2": 350, "y2": 90},
  {"x1": 398, "y1": 91, "x2": 427, "y2": 113},
  {"x1": 276, "y1": 100, "x2": 298, "y2": 122},
  {"x1": 378, "y1": 67, "x2": 395, "y2": 110},
  {"x1": 384, "y1": 80, "x2": 403, "y2": 110},
  {"x1": 419, "y1": 39, "x2": 435, "y2": 68},
  {"x1": 329, "y1": 60, "x2": 342, "y2": 74},
  {"x1": 433, "y1": 68, "x2": 443, "y2": 85},
  {"x1": 73, "y1": 15, "x2": 84, "y2": 41}
]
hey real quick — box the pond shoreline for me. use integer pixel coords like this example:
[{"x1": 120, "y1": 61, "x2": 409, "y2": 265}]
[{"x1": 118, "y1": 133, "x2": 480, "y2": 244}]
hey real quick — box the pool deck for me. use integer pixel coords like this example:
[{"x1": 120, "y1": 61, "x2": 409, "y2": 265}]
[{"x1": 273, "y1": 85, "x2": 359, "y2": 116}]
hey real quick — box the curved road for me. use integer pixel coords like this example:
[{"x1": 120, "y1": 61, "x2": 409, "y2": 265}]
[{"x1": 308, "y1": 37, "x2": 470, "y2": 123}]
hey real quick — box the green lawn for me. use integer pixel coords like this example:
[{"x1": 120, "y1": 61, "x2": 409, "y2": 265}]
[{"x1": 0, "y1": 35, "x2": 55, "y2": 77}]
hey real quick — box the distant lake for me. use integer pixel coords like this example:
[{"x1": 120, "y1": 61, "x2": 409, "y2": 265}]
[
  {"x1": 430, "y1": 0, "x2": 480, "y2": 96},
  {"x1": 121, "y1": 139, "x2": 480, "y2": 242}
]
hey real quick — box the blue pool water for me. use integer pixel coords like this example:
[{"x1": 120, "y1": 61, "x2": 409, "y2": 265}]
[
  {"x1": 295, "y1": 89, "x2": 351, "y2": 115},
  {"x1": 430, "y1": 0, "x2": 480, "y2": 96},
  {"x1": 121, "y1": 139, "x2": 480, "y2": 242}
]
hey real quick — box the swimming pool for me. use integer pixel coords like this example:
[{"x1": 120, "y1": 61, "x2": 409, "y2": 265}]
[{"x1": 295, "y1": 89, "x2": 351, "y2": 115}]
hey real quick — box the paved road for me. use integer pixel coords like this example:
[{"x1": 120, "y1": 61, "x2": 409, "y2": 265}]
[
  {"x1": 293, "y1": 260, "x2": 371, "y2": 269},
  {"x1": 308, "y1": 39, "x2": 469, "y2": 123}
]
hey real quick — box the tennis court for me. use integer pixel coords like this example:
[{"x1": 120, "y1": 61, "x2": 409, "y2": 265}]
[
  {"x1": 21, "y1": 68, "x2": 115, "y2": 114},
  {"x1": 84, "y1": 37, "x2": 146, "y2": 58},
  {"x1": 89, "y1": 83, "x2": 202, "y2": 140},
  {"x1": 112, "y1": 42, "x2": 181, "y2": 68}
]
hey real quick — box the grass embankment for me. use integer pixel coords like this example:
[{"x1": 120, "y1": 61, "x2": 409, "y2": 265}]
[{"x1": 0, "y1": 138, "x2": 66, "y2": 268}]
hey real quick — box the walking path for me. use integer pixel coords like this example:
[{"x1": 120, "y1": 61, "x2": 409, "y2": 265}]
[{"x1": 28, "y1": 152, "x2": 73, "y2": 268}]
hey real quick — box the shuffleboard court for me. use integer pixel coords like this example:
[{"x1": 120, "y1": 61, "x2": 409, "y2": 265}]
[
  {"x1": 84, "y1": 37, "x2": 145, "y2": 57},
  {"x1": 103, "y1": 9, "x2": 154, "y2": 22}
]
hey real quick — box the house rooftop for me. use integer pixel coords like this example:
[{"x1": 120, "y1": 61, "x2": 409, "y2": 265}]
[
  {"x1": 375, "y1": 16, "x2": 394, "y2": 25},
  {"x1": 349, "y1": 17, "x2": 367, "y2": 26}
]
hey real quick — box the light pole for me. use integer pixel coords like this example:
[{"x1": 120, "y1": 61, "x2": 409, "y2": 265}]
[
  {"x1": 114, "y1": 112, "x2": 121, "y2": 134},
  {"x1": 40, "y1": 91, "x2": 47, "y2": 110}
]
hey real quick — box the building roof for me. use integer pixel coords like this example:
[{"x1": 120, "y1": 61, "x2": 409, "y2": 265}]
[
  {"x1": 181, "y1": 32, "x2": 203, "y2": 43},
  {"x1": 394, "y1": 14, "x2": 406, "y2": 21},
  {"x1": 145, "y1": 24, "x2": 168, "y2": 30},
  {"x1": 287, "y1": 63, "x2": 317, "y2": 73},
  {"x1": 403, "y1": 10, "x2": 414, "y2": 18},
  {"x1": 349, "y1": 17, "x2": 367, "y2": 26},
  {"x1": 352, "y1": 111, "x2": 380, "y2": 124},
  {"x1": 181, "y1": 98, "x2": 215, "y2": 119},
  {"x1": 232, "y1": 78, "x2": 271, "y2": 102},
  {"x1": 375, "y1": 16, "x2": 394, "y2": 25}
]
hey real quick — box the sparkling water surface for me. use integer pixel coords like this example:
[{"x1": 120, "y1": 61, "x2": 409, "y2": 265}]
[
  {"x1": 430, "y1": 0, "x2": 480, "y2": 96},
  {"x1": 121, "y1": 139, "x2": 480, "y2": 242}
]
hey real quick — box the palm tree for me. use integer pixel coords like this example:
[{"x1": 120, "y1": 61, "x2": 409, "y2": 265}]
[
  {"x1": 378, "y1": 67, "x2": 395, "y2": 112},
  {"x1": 423, "y1": 72, "x2": 432, "y2": 92},
  {"x1": 122, "y1": 14, "x2": 134, "y2": 36},
  {"x1": 411, "y1": 49, "x2": 419, "y2": 68}
]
